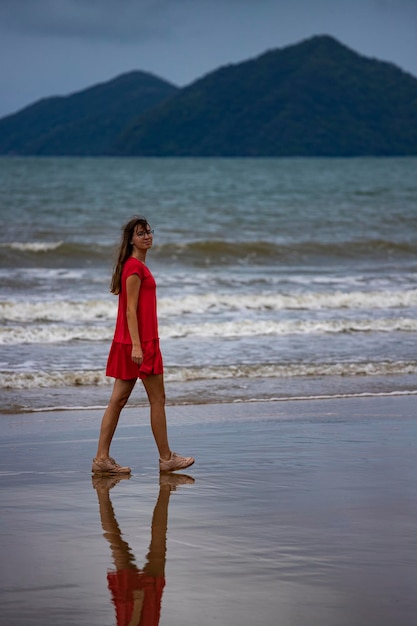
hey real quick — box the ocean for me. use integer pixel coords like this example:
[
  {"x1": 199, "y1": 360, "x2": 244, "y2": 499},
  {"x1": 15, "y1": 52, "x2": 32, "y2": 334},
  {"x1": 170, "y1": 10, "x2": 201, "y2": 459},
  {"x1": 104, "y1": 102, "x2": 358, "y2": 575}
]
[{"x1": 1, "y1": 156, "x2": 416, "y2": 413}]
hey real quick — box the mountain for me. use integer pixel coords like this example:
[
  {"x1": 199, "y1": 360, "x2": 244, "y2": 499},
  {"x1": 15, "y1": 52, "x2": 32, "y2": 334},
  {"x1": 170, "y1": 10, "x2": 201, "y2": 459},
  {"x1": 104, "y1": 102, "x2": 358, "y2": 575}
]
[
  {"x1": 115, "y1": 35, "x2": 417, "y2": 157},
  {"x1": 0, "y1": 72, "x2": 178, "y2": 155},
  {"x1": 1, "y1": 36, "x2": 417, "y2": 157}
]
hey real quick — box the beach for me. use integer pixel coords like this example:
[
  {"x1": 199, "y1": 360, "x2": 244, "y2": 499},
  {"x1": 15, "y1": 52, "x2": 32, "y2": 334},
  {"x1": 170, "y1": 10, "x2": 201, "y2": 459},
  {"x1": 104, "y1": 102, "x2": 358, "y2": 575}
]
[
  {"x1": 1, "y1": 395, "x2": 416, "y2": 626},
  {"x1": 1, "y1": 156, "x2": 416, "y2": 624}
]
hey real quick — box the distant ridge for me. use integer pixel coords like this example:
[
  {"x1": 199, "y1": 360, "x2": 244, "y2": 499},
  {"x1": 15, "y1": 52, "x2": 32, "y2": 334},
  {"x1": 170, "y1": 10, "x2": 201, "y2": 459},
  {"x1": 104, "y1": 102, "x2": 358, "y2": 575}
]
[
  {"x1": 0, "y1": 71, "x2": 178, "y2": 155},
  {"x1": 114, "y1": 35, "x2": 417, "y2": 157},
  {"x1": 1, "y1": 36, "x2": 417, "y2": 156}
]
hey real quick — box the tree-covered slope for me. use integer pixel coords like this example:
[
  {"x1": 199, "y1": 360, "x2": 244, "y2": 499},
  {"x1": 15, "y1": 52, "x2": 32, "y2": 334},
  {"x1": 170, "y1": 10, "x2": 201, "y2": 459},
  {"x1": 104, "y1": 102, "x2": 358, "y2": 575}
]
[
  {"x1": 0, "y1": 71, "x2": 178, "y2": 155},
  {"x1": 1, "y1": 36, "x2": 416, "y2": 156},
  {"x1": 115, "y1": 36, "x2": 417, "y2": 156}
]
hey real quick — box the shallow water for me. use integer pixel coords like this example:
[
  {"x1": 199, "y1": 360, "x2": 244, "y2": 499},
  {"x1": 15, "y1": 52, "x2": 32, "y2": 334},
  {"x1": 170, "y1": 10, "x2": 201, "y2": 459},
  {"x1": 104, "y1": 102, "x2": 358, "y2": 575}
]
[{"x1": 1, "y1": 157, "x2": 417, "y2": 412}]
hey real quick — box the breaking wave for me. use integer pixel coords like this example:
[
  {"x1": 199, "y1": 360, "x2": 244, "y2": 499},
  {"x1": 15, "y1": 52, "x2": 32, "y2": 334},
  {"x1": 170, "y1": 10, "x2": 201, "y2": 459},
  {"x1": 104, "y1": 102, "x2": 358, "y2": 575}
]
[
  {"x1": 1, "y1": 360, "x2": 417, "y2": 390},
  {"x1": 1, "y1": 237, "x2": 417, "y2": 267},
  {"x1": 1, "y1": 317, "x2": 417, "y2": 345},
  {"x1": 1, "y1": 288, "x2": 416, "y2": 324}
]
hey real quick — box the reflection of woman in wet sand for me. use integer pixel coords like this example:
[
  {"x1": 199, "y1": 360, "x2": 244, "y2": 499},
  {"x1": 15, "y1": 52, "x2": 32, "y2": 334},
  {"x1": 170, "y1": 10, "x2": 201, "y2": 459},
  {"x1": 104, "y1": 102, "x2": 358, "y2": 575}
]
[{"x1": 93, "y1": 474, "x2": 194, "y2": 626}]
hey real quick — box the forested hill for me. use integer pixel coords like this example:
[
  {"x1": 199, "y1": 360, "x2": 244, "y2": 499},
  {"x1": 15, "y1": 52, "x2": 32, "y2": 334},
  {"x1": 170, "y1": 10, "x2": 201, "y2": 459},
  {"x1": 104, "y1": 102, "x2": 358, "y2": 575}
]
[
  {"x1": 0, "y1": 71, "x2": 178, "y2": 156},
  {"x1": 115, "y1": 35, "x2": 417, "y2": 157},
  {"x1": 1, "y1": 36, "x2": 417, "y2": 156}
]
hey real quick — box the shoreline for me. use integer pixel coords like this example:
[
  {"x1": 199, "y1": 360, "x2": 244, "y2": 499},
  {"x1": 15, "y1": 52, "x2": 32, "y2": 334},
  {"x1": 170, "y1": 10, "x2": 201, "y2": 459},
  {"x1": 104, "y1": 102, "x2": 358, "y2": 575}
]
[
  {"x1": 1, "y1": 392, "x2": 415, "y2": 424},
  {"x1": 2, "y1": 389, "x2": 417, "y2": 416},
  {"x1": 2, "y1": 373, "x2": 417, "y2": 414}
]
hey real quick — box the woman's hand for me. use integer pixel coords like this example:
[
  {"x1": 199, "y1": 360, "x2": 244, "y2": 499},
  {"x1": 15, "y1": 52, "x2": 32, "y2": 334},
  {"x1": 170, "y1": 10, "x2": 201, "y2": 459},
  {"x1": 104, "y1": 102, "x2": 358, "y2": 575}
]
[{"x1": 131, "y1": 344, "x2": 143, "y2": 365}]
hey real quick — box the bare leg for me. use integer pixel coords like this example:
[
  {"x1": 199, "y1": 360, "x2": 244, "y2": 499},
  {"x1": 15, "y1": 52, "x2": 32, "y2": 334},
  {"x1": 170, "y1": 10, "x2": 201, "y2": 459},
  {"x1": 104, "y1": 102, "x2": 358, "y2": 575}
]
[
  {"x1": 93, "y1": 476, "x2": 137, "y2": 570},
  {"x1": 95, "y1": 378, "x2": 137, "y2": 459},
  {"x1": 141, "y1": 374, "x2": 171, "y2": 460},
  {"x1": 143, "y1": 483, "x2": 170, "y2": 578}
]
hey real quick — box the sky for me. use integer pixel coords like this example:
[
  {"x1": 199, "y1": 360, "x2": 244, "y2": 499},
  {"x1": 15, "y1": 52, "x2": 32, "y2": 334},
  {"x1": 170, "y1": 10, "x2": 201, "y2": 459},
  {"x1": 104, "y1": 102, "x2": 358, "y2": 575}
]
[{"x1": 0, "y1": 0, "x2": 416, "y2": 119}]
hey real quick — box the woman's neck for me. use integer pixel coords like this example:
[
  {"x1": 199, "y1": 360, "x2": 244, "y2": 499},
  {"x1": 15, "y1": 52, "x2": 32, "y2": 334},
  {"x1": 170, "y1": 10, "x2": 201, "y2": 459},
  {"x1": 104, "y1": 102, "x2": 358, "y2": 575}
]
[{"x1": 131, "y1": 251, "x2": 147, "y2": 263}]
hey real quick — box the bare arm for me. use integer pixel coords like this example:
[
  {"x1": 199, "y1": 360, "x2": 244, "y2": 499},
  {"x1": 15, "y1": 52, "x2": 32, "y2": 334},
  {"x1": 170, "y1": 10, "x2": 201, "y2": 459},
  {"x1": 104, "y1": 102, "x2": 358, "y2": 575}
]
[{"x1": 126, "y1": 273, "x2": 143, "y2": 364}]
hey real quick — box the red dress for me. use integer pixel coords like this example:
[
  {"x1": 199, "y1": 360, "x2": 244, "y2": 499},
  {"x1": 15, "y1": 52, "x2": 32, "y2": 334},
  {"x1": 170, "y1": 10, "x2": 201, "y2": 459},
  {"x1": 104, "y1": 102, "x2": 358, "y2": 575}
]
[
  {"x1": 107, "y1": 568, "x2": 165, "y2": 626},
  {"x1": 106, "y1": 257, "x2": 163, "y2": 380}
]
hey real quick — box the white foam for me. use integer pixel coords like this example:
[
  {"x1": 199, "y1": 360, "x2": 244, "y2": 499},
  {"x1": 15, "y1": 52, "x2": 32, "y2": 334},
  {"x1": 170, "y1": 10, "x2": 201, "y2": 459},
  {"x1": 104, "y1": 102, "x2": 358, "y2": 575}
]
[
  {"x1": 1, "y1": 316, "x2": 417, "y2": 345},
  {"x1": 161, "y1": 317, "x2": 417, "y2": 339},
  {"x1": 2, "y1": 360, "x2": 417, "y2": 389},
  {"x1": 0, "y1": 299, "x2": 117, "y2": 323},
  {"x1": 159, "y1": 289, "x2": 417, "y2": 314},
  {"x1": 1, "y1": 289, "x2": 417, "y2": 324},
  {"x1": 163, "y1": 361, "x2": 417, "y2": 382},
  {"x1": 0, "y1": 324, "x2": 112, "y2": 344},
  {"x1": 0, "y1": 370, "x2": 110, "y2": 389},
  {"x1": 0, "y1": 241, "x2": 64, "y2": 252}
]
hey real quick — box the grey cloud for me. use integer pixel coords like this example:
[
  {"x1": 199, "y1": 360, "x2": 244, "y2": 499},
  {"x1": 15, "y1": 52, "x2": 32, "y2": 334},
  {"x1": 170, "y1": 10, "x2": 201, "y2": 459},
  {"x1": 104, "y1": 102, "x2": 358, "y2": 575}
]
[
  {"x1": 1, "y1": 0, "x2": 416, "y2": 43},
  {"x1": 374, "y1": 0, "x2": 417, "y2": 8},
  {"x1": 0, "y1": 0, "x2": 175, "y2": 41},
  {"x1": 371, "y1": 0, "x2": 417, "y2": 22},
  {"x1": 0, "y1": 1, "x2": 346, "y2": 39}
]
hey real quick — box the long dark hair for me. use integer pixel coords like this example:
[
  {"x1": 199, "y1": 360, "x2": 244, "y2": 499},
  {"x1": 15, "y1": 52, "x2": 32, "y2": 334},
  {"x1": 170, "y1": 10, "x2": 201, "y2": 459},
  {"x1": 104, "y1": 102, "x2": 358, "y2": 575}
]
[{"x1": 110, "y1": 215, "x2": 149, "y2": 295}]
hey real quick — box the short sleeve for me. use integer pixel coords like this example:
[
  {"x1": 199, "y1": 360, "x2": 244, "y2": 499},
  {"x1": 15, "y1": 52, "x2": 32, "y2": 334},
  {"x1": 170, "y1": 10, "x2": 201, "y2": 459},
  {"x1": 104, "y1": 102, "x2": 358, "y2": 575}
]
[{"x1": 124, "y1": 258, "x2": 150, "y2": 281}]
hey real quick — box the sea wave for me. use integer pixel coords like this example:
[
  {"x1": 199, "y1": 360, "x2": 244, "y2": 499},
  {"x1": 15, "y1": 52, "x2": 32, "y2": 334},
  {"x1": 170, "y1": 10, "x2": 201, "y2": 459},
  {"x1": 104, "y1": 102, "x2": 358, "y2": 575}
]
[
  {"x1": 1, "y1": 316, "x2": 417, "y2": 345},
  {"x1": 0, "y1": 370, "x2": 109, "y2": 389},
  {"x1": 158, "y1": 290, "x2": 417, "y2": 315},
  {"x1": 1, "y1": 360, "x2": 417, "y2": 389},
  {"x1": 0, "y1": 241, "x2": 110, "y2": 265},
  {"x1": 154, "y1": 239, "x2": 417, "y2": 263},
  {"x1": 0, "y1": 324, "x2": 112, "y2": 344},
  {"x1": 166, "y1": 361, "x2": 417, "y2": 382},
  {"x1": 1, "y1": 288, "x2": 416, "y2": 324},
  {"x1": 161, "y1": 317, "x2": 417, "y2": 339},
  {"x1": 0, "y1": 299, "x2": 117, "y2": 323},
  {"x1": 1, "y1": 237, "x2": 416, "y2": 266},
  {"x1": 0, "y1": 241, "x2": 64, "y2": 252}
]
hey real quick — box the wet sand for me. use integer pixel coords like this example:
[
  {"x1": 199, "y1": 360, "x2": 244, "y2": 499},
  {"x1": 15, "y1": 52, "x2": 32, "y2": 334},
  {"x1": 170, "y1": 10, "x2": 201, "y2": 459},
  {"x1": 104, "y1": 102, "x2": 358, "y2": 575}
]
[{"x1": 1, "y1": 396, "x2": 416, "y2": 626}]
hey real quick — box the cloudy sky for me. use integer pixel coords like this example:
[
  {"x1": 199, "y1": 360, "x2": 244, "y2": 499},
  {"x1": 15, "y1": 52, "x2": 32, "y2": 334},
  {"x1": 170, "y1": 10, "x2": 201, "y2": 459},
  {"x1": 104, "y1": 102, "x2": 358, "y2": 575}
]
[{"x1": 0, "y1": 0, "x2": 416, "y2": 118}]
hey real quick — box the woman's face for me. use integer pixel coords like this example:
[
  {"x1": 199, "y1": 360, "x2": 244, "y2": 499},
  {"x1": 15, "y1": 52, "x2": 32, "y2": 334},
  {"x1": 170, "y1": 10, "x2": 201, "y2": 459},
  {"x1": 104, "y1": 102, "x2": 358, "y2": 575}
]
[{"x1": 132, "y1": 223, "x2": 154, "y2": 251}]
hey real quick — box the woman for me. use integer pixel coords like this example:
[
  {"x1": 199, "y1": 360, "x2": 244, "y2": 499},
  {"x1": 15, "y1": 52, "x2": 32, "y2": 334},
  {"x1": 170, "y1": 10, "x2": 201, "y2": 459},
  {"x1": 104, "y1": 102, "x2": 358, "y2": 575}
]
[{"x1": 92, "y1": 216, "x2": 195, "y2": 474}]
